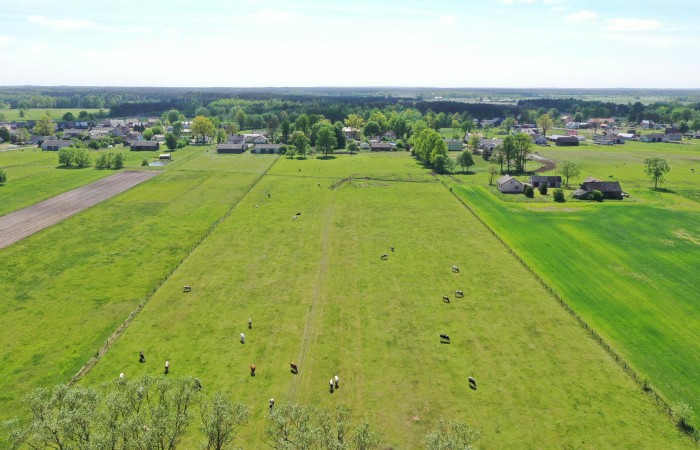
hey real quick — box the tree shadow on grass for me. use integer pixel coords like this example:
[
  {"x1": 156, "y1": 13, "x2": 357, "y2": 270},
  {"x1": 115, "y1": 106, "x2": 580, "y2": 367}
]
[
  {"x1": 316, "y1": 155, "x2": 337, "y2": 160},
  {"x1": 649, "y1": 187, "x2": 676, "y2": 194}
]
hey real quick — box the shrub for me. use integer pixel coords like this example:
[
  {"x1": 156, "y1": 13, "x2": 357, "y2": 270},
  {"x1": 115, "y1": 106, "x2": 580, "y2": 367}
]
[
  {"x1": 88, "y1": 140, "x2": 100, "y2": 150},
  {"x1": 538, "y1": 184, "x2": 548, "y2": 195},
  {"x1": 95, "y1": 153, "x2": 109, "y2": 169},
  {"x1": 0, "y1": 169, "x2": 6, "y2": 183},
  {"x1": 671, "y1": 402, "x2": 695, "y2": 432},
  {"x1": 58, "y1": 147, "x2": 75, "y2": 167},
  {"x1": 591, "y1": 190, "x2": 604, "y2": 202},
  {"x1": 524, "y1": 186, "x2": 534, "y2": 198},
  {"x1": 112, "y1": 152, "x2": 125, "y2": 169},
  {"x1": 141, "y1": 158, "x2": 149, "y2": 166},
  {"x1": 553, "y1": 188, "x2": 565, "y2": 202}
]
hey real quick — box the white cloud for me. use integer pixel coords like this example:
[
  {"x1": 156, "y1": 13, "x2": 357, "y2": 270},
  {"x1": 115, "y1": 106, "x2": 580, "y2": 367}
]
[
  {"x1": 0, "y1": 35, "x2": 16, "y2": 46},
  {"x1": 27, "y1": 15, "x2": 152, "y2": 34},
  {"x1": 542, "y1": 0, "x2": 566, "y2": 4},
  {"x1": 604, "y1": 18, "x2": 661, "y2": 32},
  {"x1": 566, "y1": 10, "x2": 598, "y2": 22},
  {"x1": 250, "y1": 8, "x2": 303, "y2": 24},
  {"x1": 552, "y1": 6, "x2": 567, "y2": 11},
  {"x1": 28, "y1": 15, "x2": 102, "y2": 31},
  {"x1": 499, "y1": 0, "x2": 534, "y2": 4},
  {"x1": 439, "y1": 14, "x2": 457, "y2": 25}
]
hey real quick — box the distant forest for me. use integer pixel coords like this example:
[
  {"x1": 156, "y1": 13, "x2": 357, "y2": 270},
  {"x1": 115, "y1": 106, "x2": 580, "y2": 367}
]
[{"x1": 1, "y1": 86, "x2": 700, "y2": 125}]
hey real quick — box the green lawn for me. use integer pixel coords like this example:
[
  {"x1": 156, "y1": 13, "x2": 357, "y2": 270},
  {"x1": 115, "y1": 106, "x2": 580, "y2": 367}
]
[
  {"x1": 82, "y1": 153, "x2": 691, "y2": 448},
  {"x1": 0, "y1": 108, "x2": 103, "y2": 120},
  {"x1": 0, "y1": 146, "x2": 203, "y2": 215},
  {"x1": 0, "y1": 148, "x2": 277, "y2": 420},
  {"x1": 450, "y1": 184, "x2": 700, "y2": 428}
]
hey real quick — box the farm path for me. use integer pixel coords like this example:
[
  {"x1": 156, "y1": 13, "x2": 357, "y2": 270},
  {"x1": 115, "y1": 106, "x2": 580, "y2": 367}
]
[
  {"x1": 0, "y1": 171, "x2": 159, "y2": 250},
  {"x1": 290, "y1": 196, "x2": 334, "y2": 397}
]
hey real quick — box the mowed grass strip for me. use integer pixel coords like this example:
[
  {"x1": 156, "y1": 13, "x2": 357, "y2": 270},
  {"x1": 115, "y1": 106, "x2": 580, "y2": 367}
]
[
  {"x1": 454, "y1": 184, "x2": 700, "y2": 424},
  {"x1": 86, "y1": 154, "x2": 690, "y2": 448},
  {"x1": 0, "y1": 152, "x2": 276, "y2": 420}
]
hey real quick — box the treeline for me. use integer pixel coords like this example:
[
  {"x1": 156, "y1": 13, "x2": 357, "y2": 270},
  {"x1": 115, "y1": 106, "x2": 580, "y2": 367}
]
[{"x1": 2, "y1": 375, "x2": 479, "y2": 450}]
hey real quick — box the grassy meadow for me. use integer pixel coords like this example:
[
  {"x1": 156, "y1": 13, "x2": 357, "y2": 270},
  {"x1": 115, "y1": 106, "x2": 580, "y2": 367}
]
[
  {"x1": 1, "y1": 148, "x2": 697, "y2": 448},
  {"x1": 0, "y1": 146, "x2": 276, "y2": 419},
  {"x1": 81, "y1": 153, "x2": 691, "y2": 448},
  {"x1": 0, "y1": 146, "x2": 204, "y2": 215}
]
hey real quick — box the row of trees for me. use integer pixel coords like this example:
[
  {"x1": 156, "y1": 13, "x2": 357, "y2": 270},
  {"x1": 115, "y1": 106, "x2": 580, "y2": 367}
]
[{"x1": 3, "y1": 375, "x2": 480, "y2": 450}]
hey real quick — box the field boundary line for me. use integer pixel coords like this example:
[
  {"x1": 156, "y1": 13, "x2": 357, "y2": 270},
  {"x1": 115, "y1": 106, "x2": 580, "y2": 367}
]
[
  {"x1": 69, "y1": 157, "x2": 282, "y2": 385},
  {"x1": 441, "y1": 180, "x2": 692, "y2": 438}
]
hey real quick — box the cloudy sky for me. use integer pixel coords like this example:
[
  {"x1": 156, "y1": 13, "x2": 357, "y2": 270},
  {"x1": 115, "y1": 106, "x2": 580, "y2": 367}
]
[{"x1": 0, "y1": 0, "x2": 698, "y2": 88}]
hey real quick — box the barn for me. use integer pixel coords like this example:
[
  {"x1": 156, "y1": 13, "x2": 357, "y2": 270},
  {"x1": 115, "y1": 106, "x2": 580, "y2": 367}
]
[
  {"x1": 497, "y1": 175, "x2": 525, "y2": 193},
  {"x1": 130, "y1": 141, "x2": 160, "y2": 151},
  {"x1": 217, "y1": 144, "x2": 246, "y2": 154}
]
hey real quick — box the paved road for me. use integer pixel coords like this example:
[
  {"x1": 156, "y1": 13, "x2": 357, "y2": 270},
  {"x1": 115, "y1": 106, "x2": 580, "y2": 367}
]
[{"x1": 0, "y1": 171, "x2": 159, "y2": 250}]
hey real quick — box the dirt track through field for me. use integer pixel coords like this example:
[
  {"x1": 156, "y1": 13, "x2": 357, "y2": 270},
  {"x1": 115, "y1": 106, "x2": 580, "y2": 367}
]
[{"x1": 0, "y1": 171, "x2": 159, "y2": 250}]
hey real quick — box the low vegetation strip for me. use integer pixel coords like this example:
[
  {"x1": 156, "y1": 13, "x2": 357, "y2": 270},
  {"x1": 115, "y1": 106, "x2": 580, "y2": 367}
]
[{"x1": 0, "y1": 171, "x2": 158, "y2": 249}]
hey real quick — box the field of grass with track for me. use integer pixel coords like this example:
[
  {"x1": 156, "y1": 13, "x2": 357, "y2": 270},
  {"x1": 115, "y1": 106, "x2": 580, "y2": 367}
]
[
  {"x1": 0, "y1": 146, "x2": 276, "y2": 420},
  {"x1": 81, "y1": 153, "x2": 691, "y2": 449}
]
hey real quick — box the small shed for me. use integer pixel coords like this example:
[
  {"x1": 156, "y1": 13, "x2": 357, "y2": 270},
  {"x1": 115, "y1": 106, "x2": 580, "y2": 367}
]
[
  {"x1": 217, "y1": 143, "x2": 246, "y2": 154},
  {"x1": 158, "y1": 153, "x2": 172, "y2": 160},
  {"x1": 555, "y1": 136, "x2": 580, "y2": 146},
  {"x1": 253, "y1": 144, "x2": 282, "y2": 154},
  {"x1": 130, "y1": 141, "x2": 160, "y2": 151},
  {"x1": 530, "y1": 175, "x2": 562, "y2": 188}
]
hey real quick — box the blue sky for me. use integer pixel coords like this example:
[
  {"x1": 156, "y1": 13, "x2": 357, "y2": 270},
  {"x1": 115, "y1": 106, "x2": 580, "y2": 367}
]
[{"x1": 0, "y1": 0, "x2": 698, "y2": 88}]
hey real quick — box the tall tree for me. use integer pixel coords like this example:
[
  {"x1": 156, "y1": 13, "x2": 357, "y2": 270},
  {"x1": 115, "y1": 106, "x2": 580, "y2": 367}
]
[
  {"x1": 537, "y1": 114, "x2": 554, "y2": 137},
  {"x1": 457, "y1": 151, "x2": 474, "y2": 173},
  {"x1": 290, "y1": 131, "x2": 310, "y2": 159},
  {"x1": 644, "y1": 157, "x2": 670, "y2": 190},
  {"x1": 512, "y1": 133, "x2": 532, "y2": 173},
  {"x1": 200, "y1": 393, "x2": 249, "y2": 450},
  {"x1": 363, "y1": 121, "x2": 380, "y2": 137},
  {"x1": 280, "y1": 119, "x2": 291, "y2": 143},
  {"x1": 559, "y1": 160, "x2": 580, "y2": 187},
  {"x1": 501, "y1": 117, "x2": 516, "y2": 135},
  {"x1": 192, "y1": 115, "x2": 215, "y2": 144},
  {"x1": 295, "y1": 114, "x2": 310, "y2": 136},
  {"x1": 265, "y1": 114, "x2": 280, "y2": 142},
  {"x1": 425, "y1": 418, "x2": 480, "y2": 450},
  {"x1": 34, "y1": 114, "x2": 56, "y2": 136},
  {"x1": 468, "y1": 134, "x2": 480, "y2": 155},
  {"x1": 344, "y1": 113, "x2": 365, "y2": 130},
  {"x1": 316, "y1": 124, "x2": 338, "y2": 158}
]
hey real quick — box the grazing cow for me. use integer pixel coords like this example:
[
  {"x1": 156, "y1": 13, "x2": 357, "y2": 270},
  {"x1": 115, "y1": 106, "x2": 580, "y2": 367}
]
[
  {"x1": 240, "y1": 333, "x2": 246, "y2": 344},
  {"x1": 296, "y1": 212, "x2": 301, "y2": 216},
  {"x1": 468, "y1": 376, "x2": 477, "y2": 390},
  {"x1": 452, "y1": 265, "x2": 460, "y2": 273},
  {"x1": 390, "y1": 246, "x2": 395, "y2": 252},
  {"x1": 250, "y1": 364, "x2": 256, "y2": 376},
  {"x1": 329, "y1": 379, "x2": 334, "y2": 392},
  {"x1": 292, "y1": 215, "x2": 298, "y2": 220},
  {"x1": 455, "y1": 290, "x2": 464, "y2": 298},
  {"x1": 119, "y1": 372, "x2": 125, "y2": 380},
  {"x1": 164, "y1": 361, "x2": 170, "y2": 374},
  {"x1": 268, "y1": 193, "x2": 271, "y2": 198},
  {"x1": 183, "y1": 285, "x2": 192, "y2": 292},
  {"x1": 139, "y1": 351, "x2": 146, "y2": 363},
  {"x1": 290, "y1": 362, "x2": 298, "y2": 374},
  {"x1": 269, "y1": 398, "x2": 275, "y2": 411},
  {"x1": 334, "y1": 375, "x2": 339, "y2": 389},
  {"x1": 443, "y1": 295, "x2": 450, "y2": 303},
  {"x1": 381, "y1": 254, "x2": 388, "y2": 260},
  {"x1": 195, "y1": 378, "x2": 203, "y2": 390},
  {"x1": 248, "y1": 318, "x2": 252, "y2": 329},
  {"x1": 440, "y1": 334, "x2": 450, "y2": 343}
]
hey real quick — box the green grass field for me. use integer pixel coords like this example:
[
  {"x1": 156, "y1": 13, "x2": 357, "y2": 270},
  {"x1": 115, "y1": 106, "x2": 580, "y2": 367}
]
[
  {"x1": 80, "y1": 153, "x2": 691, "y2": 448},
  {"x1": 1, "y1": 150, "x2": 696, "y2": 448},
  {"x1": 0, "y1": 108, "x2": 103, "y2": 120},
  {"x1": 0, "y1": 146, "x2": 276, "y2": 420},
  {"x1": 0, "y1": 146, "x2": 205, "y2": 215}
]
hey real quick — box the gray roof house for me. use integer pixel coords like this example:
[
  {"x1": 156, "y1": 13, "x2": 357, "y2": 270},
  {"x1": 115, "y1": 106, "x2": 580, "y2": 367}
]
[
  {"x1": 573, "y1": 177, "x2": 623, "y2": 200},
  {"x1": 130, "y1": 141, "x2": 160, "y2": 151},
  {"x1": 217, "y1": 143, "x2": 246, "y2": 154},
  {"x1": 41, "y1": 139, "x2": 73, "y2": 151},
  {"x1": 253, "y1": 144, "x2": 282, "y2": 154}
]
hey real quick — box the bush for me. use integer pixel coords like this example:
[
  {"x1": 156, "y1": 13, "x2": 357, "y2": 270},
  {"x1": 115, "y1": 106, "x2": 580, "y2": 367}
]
[
  {"x1": 671, "y1": 402, "x2": 695, "y2": 432},
  {"x1": 95, "y1": 153, "x2": 109, "y2": 169},
  {"x1": 553, "y1": 188, "x2": 565, "y2": 202},
  {"x1": 88, "y1": 140, "x2": 100, "y2": 150},
  {"x1": 524, "y1": 186, "x2": 534, "y2": 198},
  {"x1": 591, "y1": 190, "x2": 604, "y2": 202},
  {"x1": 0, "y1": 169, "x2": 6, "y2": 183},
  {"x1": 538, "y1": 184, "x2": 548, "y2": 195},
  {"x1": 141, "y1": 158, "x2": 149, "y2": 166}
]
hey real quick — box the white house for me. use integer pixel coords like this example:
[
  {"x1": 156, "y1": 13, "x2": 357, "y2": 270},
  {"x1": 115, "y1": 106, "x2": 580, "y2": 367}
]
[{"x1": 497, "y1": 175, "x2": 524, "y2": 193}]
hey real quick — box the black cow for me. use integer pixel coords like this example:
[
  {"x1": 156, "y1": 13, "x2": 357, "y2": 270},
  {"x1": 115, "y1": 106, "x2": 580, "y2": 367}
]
[
  {"x1": 440, "y1": 334, "x2": 450, "y2": 343},
  {"x1": 443, "y1": 295, "x2": 450, "y2": 303},
  {"x1": 455, "y1": 290, "x2": 464, "y2": 298},
  {"x1": 381, "y1": 254, "x2": 388, "y2": 260}
]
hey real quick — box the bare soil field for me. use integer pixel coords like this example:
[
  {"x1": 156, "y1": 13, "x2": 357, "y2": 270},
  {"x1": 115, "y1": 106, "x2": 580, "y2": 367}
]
[{"x1": 0, "y1": 171, "x2": 159, "y2": 249}]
